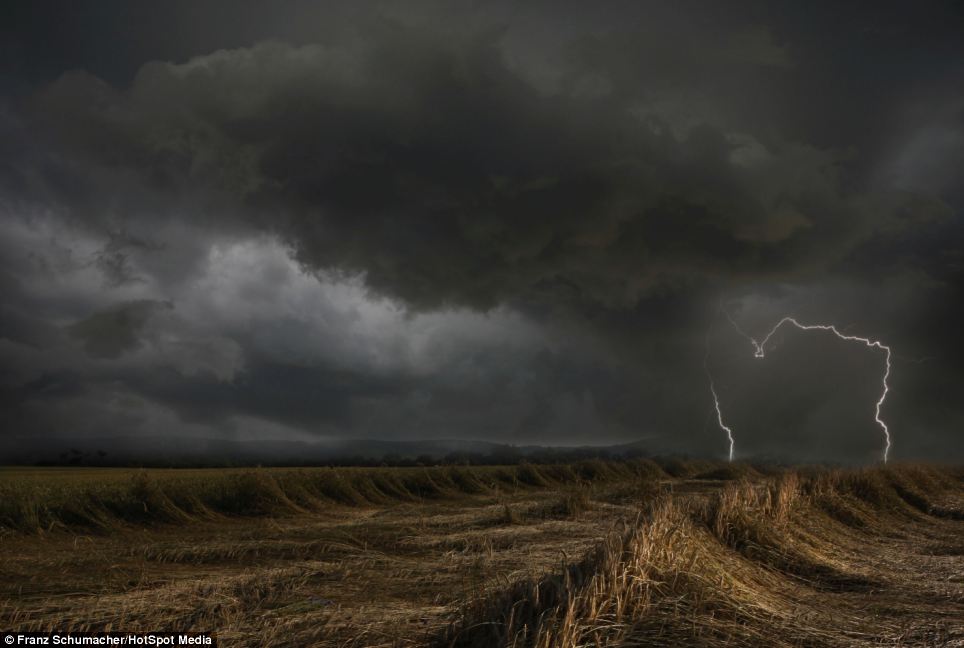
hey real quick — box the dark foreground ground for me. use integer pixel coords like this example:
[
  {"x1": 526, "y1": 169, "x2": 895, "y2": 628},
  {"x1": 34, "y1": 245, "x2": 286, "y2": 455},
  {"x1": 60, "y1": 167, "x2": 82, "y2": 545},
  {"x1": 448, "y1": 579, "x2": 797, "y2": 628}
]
[{"x1": 1, "y1": 461, "x2": 962, "y2": 647}]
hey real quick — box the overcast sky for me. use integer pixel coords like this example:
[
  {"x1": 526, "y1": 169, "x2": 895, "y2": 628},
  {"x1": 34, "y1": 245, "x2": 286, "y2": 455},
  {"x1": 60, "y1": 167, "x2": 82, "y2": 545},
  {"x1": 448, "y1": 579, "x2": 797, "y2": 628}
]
[{"x1": 1, "y1": 1, "x2": 962, "y2": 462}]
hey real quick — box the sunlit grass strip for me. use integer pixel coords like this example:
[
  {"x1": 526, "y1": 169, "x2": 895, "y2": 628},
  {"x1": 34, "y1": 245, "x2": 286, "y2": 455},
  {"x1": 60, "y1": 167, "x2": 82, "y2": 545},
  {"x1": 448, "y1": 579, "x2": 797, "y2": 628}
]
[{"x1": 0, "y1": 460, "x2": 670, "y2": 533}]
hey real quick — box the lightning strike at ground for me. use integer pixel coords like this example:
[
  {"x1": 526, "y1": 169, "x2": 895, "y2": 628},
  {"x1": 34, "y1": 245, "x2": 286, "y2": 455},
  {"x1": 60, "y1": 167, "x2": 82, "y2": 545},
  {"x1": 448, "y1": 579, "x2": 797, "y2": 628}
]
[
  {"x1": 719, "y1": 309, "x2": 893, "y2": 463},
  {"x1": 704, "y1": 335, "x2": 736, "y2": 462}
]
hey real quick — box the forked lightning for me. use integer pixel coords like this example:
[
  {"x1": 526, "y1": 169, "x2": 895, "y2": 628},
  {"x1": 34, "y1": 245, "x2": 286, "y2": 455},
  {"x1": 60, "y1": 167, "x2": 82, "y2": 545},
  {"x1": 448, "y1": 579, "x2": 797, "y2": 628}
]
[{"x1": 709, "y1": 307, "x2": 893, "y2": 463}]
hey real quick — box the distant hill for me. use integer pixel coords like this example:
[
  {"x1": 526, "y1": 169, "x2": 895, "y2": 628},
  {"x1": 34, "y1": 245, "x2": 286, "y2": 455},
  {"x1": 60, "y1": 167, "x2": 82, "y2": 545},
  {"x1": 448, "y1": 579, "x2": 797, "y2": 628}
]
[{"x1": 0, "y1": 435, "x2": 658, "y2": 467}]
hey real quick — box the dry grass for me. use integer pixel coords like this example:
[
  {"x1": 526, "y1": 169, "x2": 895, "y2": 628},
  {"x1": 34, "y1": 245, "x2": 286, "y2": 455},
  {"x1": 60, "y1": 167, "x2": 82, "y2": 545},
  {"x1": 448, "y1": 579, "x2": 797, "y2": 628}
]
[
  {"x1": 441, "y1": 464, "x2": 964, "y2": 648},
  {"x1": 1, "y1": 461, "x2": 962, "y2": 647},
  {"x1": 0, "y1": 461, "x2": 665, "y2": 534}
]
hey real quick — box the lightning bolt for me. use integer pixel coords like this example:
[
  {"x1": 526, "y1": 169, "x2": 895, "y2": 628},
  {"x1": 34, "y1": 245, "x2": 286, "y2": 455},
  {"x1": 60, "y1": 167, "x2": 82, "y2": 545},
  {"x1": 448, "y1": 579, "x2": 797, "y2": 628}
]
[
  {"x1": 704, "y1": 334, "x2": 735, "y2": 462},
  {"x1": 720, "y1": 308, "x2": 893, "y2": 463}
]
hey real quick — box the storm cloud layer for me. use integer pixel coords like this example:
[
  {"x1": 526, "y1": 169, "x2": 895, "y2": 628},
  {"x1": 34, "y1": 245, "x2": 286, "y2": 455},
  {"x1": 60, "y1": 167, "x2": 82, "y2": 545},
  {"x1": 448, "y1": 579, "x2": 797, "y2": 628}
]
[{"x1": 1, "y1": 1, "x2": 963, "y2": 461}]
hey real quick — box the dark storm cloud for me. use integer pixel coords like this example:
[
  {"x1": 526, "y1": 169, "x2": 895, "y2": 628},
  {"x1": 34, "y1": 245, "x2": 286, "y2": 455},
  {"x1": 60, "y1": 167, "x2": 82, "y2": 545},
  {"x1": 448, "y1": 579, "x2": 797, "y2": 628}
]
[
  {"x1": 1, "y1": 1, "x2": 962, "y2": 461},
  {"x1": 21, "y1": 32, "x2": 922, "y2": 310},
  {"x1": 124, "y1": 360, "x2": 401, "y2": 429},
  {"x1": 68, "y1": 300, "x2": 172, "y2": 359}
]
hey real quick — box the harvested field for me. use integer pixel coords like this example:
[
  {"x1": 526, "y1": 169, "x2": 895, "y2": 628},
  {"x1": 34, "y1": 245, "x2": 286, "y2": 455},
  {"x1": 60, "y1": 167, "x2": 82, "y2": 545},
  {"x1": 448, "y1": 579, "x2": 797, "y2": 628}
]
[{"x1": 1, "y1": 462, "x2": 962, "y2": 647}]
